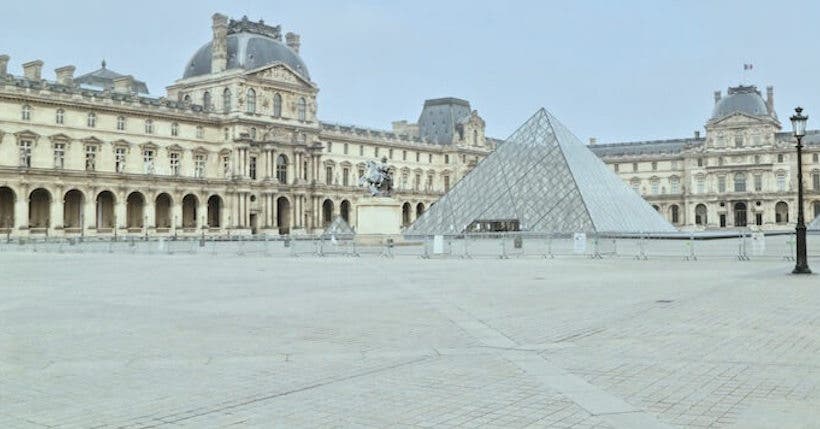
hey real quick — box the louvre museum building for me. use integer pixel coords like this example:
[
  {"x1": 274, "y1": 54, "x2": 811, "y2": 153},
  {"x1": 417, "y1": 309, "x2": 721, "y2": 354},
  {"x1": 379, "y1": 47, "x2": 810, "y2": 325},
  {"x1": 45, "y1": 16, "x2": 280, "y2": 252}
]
[{"x1": 0, "y1": 13, "x2": 818, "y2": 238}]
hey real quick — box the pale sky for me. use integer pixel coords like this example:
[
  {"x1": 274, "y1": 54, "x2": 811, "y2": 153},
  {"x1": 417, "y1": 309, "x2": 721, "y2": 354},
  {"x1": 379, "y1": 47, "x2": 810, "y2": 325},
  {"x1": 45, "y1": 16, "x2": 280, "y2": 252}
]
[{"x1": 2, "y1": 0, "x2": 819, "y2": 143}]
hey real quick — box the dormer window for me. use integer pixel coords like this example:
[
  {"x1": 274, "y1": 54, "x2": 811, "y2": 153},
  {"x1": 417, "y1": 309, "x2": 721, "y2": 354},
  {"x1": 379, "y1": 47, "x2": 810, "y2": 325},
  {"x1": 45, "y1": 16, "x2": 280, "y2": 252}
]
[
  {"x1": 246, "y1": 89, "x2": 256, "y2": 114},
  {"x1": 273, "y1": 93, "x2": 282, "y2": 118},
  {"x1": 223, "y1": 88, "x2": 231, "y2": 113},
  {"x1": 297, "y1": 97, "x2": 307, "y2": 121}
]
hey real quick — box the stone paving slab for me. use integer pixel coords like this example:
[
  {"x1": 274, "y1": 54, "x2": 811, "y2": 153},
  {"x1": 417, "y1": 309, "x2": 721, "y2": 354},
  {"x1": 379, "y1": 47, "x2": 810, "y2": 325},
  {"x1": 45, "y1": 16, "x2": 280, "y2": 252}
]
[{"x1": 1, "y1": 253, "x2": 819, "y2": 428}]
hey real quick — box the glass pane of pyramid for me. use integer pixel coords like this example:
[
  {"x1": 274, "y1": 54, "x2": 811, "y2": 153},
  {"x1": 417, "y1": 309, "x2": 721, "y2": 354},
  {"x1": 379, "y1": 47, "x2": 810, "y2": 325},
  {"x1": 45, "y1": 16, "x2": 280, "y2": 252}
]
[{"x1": 405, "y1": 108, "x2": 676, "y2": 235}]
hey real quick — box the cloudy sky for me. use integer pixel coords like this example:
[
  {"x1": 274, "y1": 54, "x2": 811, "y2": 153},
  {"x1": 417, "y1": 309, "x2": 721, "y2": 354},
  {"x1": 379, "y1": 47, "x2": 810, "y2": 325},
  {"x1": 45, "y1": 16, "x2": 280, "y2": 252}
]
[{"x1": 2, "y1": 0, "x2": 819, "y2": 143}]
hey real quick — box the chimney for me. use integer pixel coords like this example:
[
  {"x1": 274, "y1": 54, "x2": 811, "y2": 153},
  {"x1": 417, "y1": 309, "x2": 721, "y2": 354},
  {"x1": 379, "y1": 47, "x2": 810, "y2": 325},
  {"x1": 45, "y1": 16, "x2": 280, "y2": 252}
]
[
  {"x1": 694, "y1": 130, "x2": 701, "y2": 139},
  {"x1": 588, "y1": 137, "x2": 597, "y2": 145},
  {"x1": 714, "y1": 90, "x2": 721, "y2": 104},
  {"x1": 286, "y1": 32, "x2": 301, "y2": 54},
  {"x1": 22, "y1": 60, "x2": 43, "y2": 81},
  {"x1": 113, "y1": 75, "x2": 134, "y2": 93},
  {"x1": 211, "y1": 13, "x2": 229, "y2": 73},
  {"x1": 54, "y1": 65, "x2": 75, "y2": 86},
  {"x1": 0, "y1": 55, "x2": 9, "y2": 77},
  {"x1": 766, "y1": 85, "x2": 774, "y2": 114}
]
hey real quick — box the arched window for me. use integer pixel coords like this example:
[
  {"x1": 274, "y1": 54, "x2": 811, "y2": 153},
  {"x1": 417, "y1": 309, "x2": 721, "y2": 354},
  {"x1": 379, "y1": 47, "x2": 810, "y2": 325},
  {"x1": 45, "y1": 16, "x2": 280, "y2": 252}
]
[
  {"x1": 669, "y1": 205, "x2": 680, "y2": 224},
  {"x1": 250, "y1": 127, "x2": 257, "y2": 140},
  {"x1": 87, "y1": 112, "x2": 96, "y2": 127},
  {"x1": 734, "y1": 173, "x2": 746, "y2": 192},
  {"x1": 276, "y1": 154, "x2": 288, "y2": 184},
  {"x1": 22, "y1": 104, "x2": 31, "y2": 121},
  {"x1": 202, "y1": 91, "x2": 211, "y2": 110},
  {"x1": 223, "y1": 88, "x2": 231, "y2": 113},
  {"x1": 246, "y1": 88, "x2": 256, "y2": 114},
  {"x1": 695, "y1": 204, "x2": 707, "y2": 225},
  {"x1": 272, "y1": 93, "x2": 282, "y2": 118},
  {"x1": 775, "y1": 201, "x2": 789, "y2": 224},
  {"x1": 55, "y1": 109, "x2": 64, "y2": 124},
  {"x1": 297, "y1": 97, "x2": 307, "y2": 121},
  {"x1": 183, "y1": 94, "x2": 191, "y2": 103}
]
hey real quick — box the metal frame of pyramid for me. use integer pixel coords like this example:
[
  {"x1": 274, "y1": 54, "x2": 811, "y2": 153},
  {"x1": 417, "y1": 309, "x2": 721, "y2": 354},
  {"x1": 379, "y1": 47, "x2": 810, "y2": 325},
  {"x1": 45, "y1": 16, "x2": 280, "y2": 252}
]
[{"x1": 405, "y1": 108, "x2": 677, "y2": 235}]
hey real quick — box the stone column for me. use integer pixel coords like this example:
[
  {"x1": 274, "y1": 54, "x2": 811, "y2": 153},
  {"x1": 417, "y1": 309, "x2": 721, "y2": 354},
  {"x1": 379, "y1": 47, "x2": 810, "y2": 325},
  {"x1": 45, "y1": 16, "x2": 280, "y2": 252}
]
[
  {"x1": 114, "y1": 193, "x2": 127, "y2": 231},
  {"x1": 50, "y1": 194, "x2": 64, "y2": 233},
  {"x1": 84, "y1": 193, "x2": 96, "y2": 230},
  {"x1": 145, "y1": 199, "x2": 156, "y2": 231},
  {"x1": 197, "y1": 198, "x2": 207, "y2": 229},
  {"x1": 14, "y1": 191, "x2": 27, "y2": 230},
  {"x1": 272, "y1": 194, "x2": 278, "y2": 231}
]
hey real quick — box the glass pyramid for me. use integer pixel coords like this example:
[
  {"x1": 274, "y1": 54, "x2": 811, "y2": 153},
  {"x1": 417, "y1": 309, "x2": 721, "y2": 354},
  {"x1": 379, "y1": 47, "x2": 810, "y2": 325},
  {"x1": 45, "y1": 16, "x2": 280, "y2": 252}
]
[
  {"x1": 321, "y1": 216, "x2": 356, "y2": 238},
  {"x1": 405, "y1": 108, "x2": 677, "y2": 235},
  {"x1": 809, "y1": 213, "x2": 820, "y2": 231}
]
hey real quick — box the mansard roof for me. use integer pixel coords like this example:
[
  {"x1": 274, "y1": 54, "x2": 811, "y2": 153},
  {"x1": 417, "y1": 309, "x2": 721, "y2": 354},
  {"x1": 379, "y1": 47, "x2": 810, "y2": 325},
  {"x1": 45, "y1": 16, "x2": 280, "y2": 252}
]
[
  {"x1": 589, "y1": 137, "x2": 703, "y2": 157},
  {"x1": 74, "y1": 61, "x2": 149, "y2": 94}
]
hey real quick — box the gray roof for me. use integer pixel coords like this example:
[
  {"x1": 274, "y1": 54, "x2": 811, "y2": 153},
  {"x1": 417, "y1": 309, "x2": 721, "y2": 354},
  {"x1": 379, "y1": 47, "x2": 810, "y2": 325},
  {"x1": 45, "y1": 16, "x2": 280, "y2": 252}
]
[
  {"x1": 406, "y1": 108, "x2": 676, "y2": 235},
  {"x1": 417, "y1": 98, "x2": 472, "y2": 145},
  {"x1": 711, "y1": 85, "x2": 770, "y2": 120},
  {"x1": 183, "y1": 32, "x2": 310, "y2": 80},
  {"x1": 776, "y1": 130, "x2": 820, "y2": 146},
  {"x1": 74, "y1": 61, "x2": 149, "y2": 94},
  {"x1": 589, "y1": 138, "x2": 701, "y2": 157}
]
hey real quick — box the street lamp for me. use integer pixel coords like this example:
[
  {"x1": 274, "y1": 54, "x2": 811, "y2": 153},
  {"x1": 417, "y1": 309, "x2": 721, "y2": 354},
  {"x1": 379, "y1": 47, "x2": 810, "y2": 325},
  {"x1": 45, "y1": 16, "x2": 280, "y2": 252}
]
[{"x1": 790, "y1": 107, "x2": 812, "y2": 274}]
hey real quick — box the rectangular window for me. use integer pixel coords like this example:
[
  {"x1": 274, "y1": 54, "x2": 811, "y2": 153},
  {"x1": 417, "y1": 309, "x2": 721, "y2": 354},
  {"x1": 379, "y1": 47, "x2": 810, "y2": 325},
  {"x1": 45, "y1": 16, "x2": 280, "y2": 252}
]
[
  {"x1": 389, "y1": 148, "x2": 393, "y2": 159},
  {"x1": 171, "y1": 123, "x2": 179, "y2": 137},
  {"x1": 19, "y1": 140, "x2": 32, "y2": 168},
  {"x1": 117, "y1": 116, "x2": 126, "y2": 131},
  {"x1": 813, "y1": 173, "x2": 820, "y2": 190},
  {"x1": 327, "y1": 142, "x2": 333, "y2": 153},
  {"x1": 359, "y1": 145, "x2": 364, "y2": 156},
  {"x1": 670, "y1": 178, "x2": 680, "y2": 194},
  {"x1": 813, "y1": 153, "x2": 819, "y2": 163},
  {"x1": 777, "y1": 154, "x2": 784, "y2": 163},
  {"x1": 754, "y1": 174, "x2": 763, "y2": 191},
  {"x1": 169, "y1": 152, "x2": 180, "y2": 176},
  {"x1": 651, "y1": 161, "x2": 657, "y2": 171},
  {"x1": 303, "y1": 161, "x2": 308, "y2": 180},
  {"x1": 427, "y1": 175, "x2": 433, "y2": 191},
  {"x1": 718, "y1": 176, "x2": 726, "y2": 193},
  {"x1": 777, "y1": 174, "x2": 786, "y2": 191},
  {"x1": 194, "y1": 154, "x2": 206, "y2": 178},
  {"x1": 696, "y1": 177, "x2": 705, "y2": 194},
  {"x1": 671, "y1": 160, "x2": 678, "y2": 170},
  {"x1": 444, "y1": 175, "x2": 450, "y2": 192},
  {"x1": 343, "y1": 143, "x2": 348, "y2": 154},
  {"x1": 403, "y1": 150, "x2": 407, "y2": 161},
  {"x1": 53, "y1": 143, "x2": 65, "y2": 169},
  {"x1": 56, "y1": 110, "x2": 64, "y2": 125},
  {"x1": 651, "y1": 180, "x2": 659, "y2": 195},
  {"x1": 144, "y1": 120, "x2": 154, "y2": 134},
  {"x1": 143, "y1": 150, "x2": 155, "y2": 174},
  {"x1": 428, "y1": 154, "x2": 432, "y2": 163},
  {"x1": 115, "y1": 147, "x2": 127, "y2": 173},
  {"x1": 416, "y1": 152, "x2": 420, "y2": 162},
  {"x1": 613, "y1": 164, "x2": 619, "y2": 172},
  {"x1": 445, "y1": 154, "x2": 450, "y2": 164},
  {"x1": 697, "y1": 158, "x2": 703, "y2": 167},
  {"x1": 342, "y1": 167, "x2": 349, "y2": 186},
  {"x1": 85, "y1": 145, "x2": 97, "y2": 171},
  {"x1": 222, "y1": 155, "x2": 230, "y2": 178},
  {"x1": 374, "y1": 147, "x2": 380, "y2": 157},
  {"x1": 632, "y1": 162, "x2": 638, "y2": 172},
  {"x1": 326, "y1": 166, "x2": 333, "y2": 185},
  {"x1": 196, "y1": 126, "x2": 204, "y2": 139},
  {"x1": 414, "y1": 174, "x2": 420, "y2": 191},
  {"x1": 249, "y1": 156, "x2": 257, "y2": 180},
  {"x1": 358, "y1": 168, "x2": 365, "y2": 180}
]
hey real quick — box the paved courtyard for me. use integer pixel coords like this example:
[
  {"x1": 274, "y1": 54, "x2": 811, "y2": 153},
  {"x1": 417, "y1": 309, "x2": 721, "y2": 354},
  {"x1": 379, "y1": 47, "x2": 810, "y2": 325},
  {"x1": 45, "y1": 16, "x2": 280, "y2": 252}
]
[{"x1": 1, "y1": 251, "x2": 819, "y2": 428}]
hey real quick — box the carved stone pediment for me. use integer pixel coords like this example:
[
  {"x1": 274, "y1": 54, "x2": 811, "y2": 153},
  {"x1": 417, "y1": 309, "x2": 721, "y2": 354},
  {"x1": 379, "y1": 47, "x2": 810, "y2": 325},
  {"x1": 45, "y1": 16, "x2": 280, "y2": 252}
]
[{"x1": 249, "y1": 64, "x2": 312, "y2": 87}]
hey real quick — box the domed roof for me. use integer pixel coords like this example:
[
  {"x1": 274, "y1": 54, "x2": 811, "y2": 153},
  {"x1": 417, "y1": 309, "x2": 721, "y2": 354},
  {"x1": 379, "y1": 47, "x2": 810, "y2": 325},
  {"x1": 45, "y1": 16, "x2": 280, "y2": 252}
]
[
  {"x1": 711, "y1": 85, "x2": 769, "y2": 120},
  {"x1": 183, "y1": 32, "x2": 310, "y2": 80}
]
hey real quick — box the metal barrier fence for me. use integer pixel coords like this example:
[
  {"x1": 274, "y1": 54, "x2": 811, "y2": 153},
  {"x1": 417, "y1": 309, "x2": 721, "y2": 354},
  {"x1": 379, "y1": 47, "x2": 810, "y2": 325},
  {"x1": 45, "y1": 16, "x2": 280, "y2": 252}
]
[{"x1": 1, "y1": 232, "x2": 819, "y2": 261}]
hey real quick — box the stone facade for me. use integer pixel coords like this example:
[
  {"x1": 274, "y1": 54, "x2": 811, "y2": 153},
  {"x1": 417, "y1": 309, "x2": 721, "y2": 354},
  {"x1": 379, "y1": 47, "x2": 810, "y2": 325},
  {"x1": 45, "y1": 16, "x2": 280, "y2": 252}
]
[
  {"x1": 0, "y1": 14, "x2": 494, "y2": 238},
  {"x1": 591, "y1": 85, "x2": 820, "y2": 230}
]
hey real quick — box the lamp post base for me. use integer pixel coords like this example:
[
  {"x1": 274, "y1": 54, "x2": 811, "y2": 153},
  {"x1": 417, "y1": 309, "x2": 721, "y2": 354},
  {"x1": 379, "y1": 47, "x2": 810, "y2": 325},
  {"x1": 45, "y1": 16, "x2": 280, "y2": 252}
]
[{"x1": 792, "y1": 264, "x2": 812, "y2": 275}]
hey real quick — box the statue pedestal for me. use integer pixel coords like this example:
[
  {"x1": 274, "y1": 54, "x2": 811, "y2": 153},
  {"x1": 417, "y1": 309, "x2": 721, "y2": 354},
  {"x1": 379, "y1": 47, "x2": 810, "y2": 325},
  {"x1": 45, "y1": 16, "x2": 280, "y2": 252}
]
[{"x1": 356, "y1": 196, "x2": 402, "y2": 236}]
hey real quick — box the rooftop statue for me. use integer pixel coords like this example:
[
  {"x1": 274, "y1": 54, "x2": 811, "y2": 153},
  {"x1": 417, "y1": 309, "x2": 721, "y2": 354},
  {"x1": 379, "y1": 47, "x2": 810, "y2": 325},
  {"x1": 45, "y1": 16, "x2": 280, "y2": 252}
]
[{"x1": 358, "y1": 157, "x2": 393, "y2": 197}]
